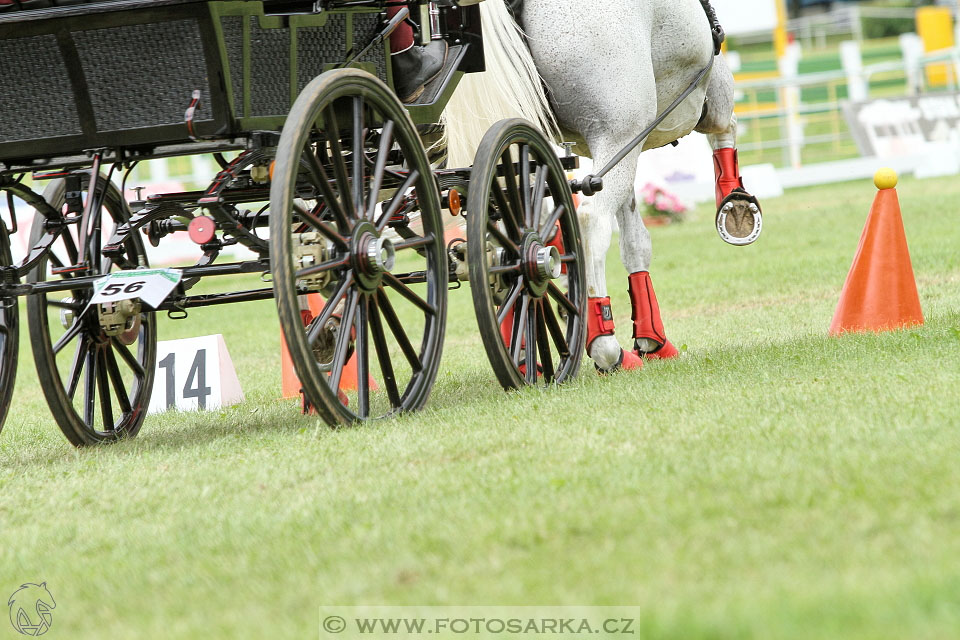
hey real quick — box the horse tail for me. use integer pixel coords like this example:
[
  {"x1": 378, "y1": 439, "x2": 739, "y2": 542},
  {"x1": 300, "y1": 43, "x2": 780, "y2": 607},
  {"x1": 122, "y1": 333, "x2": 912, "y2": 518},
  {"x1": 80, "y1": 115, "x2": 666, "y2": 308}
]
[{"x1": 442, "y1": 0, "x2": 559, "y2": 167}]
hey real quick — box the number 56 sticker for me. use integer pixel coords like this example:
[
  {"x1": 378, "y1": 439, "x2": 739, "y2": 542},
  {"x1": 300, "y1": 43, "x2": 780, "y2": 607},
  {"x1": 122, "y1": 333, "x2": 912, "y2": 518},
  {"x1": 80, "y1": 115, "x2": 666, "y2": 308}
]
[{"x1": 89, "y1": 268, "x2": 182, "y2": 309}]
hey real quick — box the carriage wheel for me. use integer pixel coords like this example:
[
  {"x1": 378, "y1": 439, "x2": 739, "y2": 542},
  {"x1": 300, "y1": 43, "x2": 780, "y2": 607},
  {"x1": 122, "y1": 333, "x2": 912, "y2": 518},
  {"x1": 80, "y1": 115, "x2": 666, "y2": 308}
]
[
  {"x1": 27, "y1": 176, "x2": 156, "y2": 446},
  {"x1": 270, "y1": 69, "x2": 447, "y2": 425},
  {"x1": 0, "y1": 220, "x2": 18, "y2": 435},
  {"x1": 467, "y1": 119, "x2": 586, "y2": 389}
]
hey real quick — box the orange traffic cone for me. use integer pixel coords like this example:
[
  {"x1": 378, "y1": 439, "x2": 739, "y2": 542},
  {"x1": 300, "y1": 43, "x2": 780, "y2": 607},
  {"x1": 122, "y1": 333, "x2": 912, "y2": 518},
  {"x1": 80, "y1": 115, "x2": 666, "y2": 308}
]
[
  {"x1": 829, "y1": 169, "x2": 924, "y2": 336},
  {"x1": 280, "y1": 293, "x2": 377, "y2": 402}
]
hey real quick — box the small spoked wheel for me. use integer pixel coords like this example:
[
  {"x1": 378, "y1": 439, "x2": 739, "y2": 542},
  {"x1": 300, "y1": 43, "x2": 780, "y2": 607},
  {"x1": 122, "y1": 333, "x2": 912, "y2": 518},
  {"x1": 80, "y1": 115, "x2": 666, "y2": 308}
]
[
  {"x1": 27, "y1": 176, "x2": 156, "y2": 446},
  {"x1": 0, "y1": 220, "x2": 18, "y2": 434},
  {"x1": 467, "y1": 119, "x2": 586, "y2": 389},
  {"x1": 270, "y1": 69, "x2": 447, "y2": 425}
]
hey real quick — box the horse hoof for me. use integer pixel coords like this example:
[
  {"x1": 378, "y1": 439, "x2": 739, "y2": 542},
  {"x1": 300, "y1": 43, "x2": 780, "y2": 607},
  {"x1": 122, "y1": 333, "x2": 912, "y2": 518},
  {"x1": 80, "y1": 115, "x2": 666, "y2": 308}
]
[
  {"x1": 595, "y1": 349, "x2": 644, "y2": 374},
  {"x1": 716, "y1": 189, "x2": 762, "y2": 246},
  {"x1": 639, "y1": 339, "x2": 679, "y2": 360}
]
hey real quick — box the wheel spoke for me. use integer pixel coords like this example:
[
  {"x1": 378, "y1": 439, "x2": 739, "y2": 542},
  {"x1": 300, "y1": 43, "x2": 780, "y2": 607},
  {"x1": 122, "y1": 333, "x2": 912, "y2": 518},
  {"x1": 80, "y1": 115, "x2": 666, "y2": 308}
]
[
  {"x1": 393, "y1": 233, "x2": 434, "y2": 252},
  {"x1": 541, "y1": 296, "x2": 571, "y2": 359},
  {"x1": 355, "y1": 295, "x2": 370, "y2": 418},
  {"x1": 293, "y1": 202, "x2": 349, "y2": 251},
  {"x1": 488, "y1": 263, "x2": 521, "y2": 276},
  {"x1": 83, "y1": 345, "x2": 97, "y2": 428},
  {"x1": 328, "y1": 289, "x2": 359, "y2": 393},
  {"x1": 524, "y1": 298, "x2": 537, "y2": 384},
  {"x1": 367, "y1": 120, "x2": 395, "y2": 220},
  {"x1": 351, "y1": 96, "x2": 366, "y2": 218},
  {"x1": 307, "y1": 274, "x2": 353, "y2": 346},
  {"x1": 303, "y1": 148, "x2": 351, "y2": 231},
  {"x1": 535, "y1": 300, "x2": 555, "y2": 382},
  {"x1": 531, "y1": 164, "x2": 548, "y2": 231},
  {"x1": 519, "y1": 145, "x2": 532, "y2": 228},
  {"x1": 52, "y1": 318, "x2": 84, "y2": 355},
  {"x1": 65, "y1": 338, "x2": 89, "y2": 400},
  {"x1": 60, "y1": 226, "x2": 80, "y2": 266},
  {"x1": 368, "y1": 296, "x2": 402, "y2": 408},
  {"x1": 111, "y1": 337, "x2": 146, "y2": 378},
  {"x1": 47, "y1": 298, "x2": 82, "y2": 311},
  {"x1": 496, "y1": 279, "x2": 524, "y2": 326},
  {"x1": 323, "y1": 106, "x2": 355, "y2": 219},
  {"x1": 376, "y1": 288, "x2": 422, "y2": 372},
  {"x1": 547, "y1": 282, "x2": 578, "y2": 317},
  {"x1": 491, "y1": 184, "x2": 522, "y2": 241},
  {"x1": 104, "y1": 347, "x2": 132, "y2": 415},
  {"x1": 486, "y1": 219, "x2": 520, "y2": 256},
  {"x1": 96, "y1": 348, "x2": 114, "y2": 430},
  {"x1": 382, "y1": 272, "x2": 436, "y2": 316},
  {"x1": 376, "y1": 169, "x2": 420, "y2": 232},
  {"x1": 295, "y1": 255, "x2": 350, "y2": 280},
  {"x1": 510, "y1": 294, "x2": 530, "y2": 366},
  {"x1": 540, "y1": 204, "x2": 565, "y2": 241},
  {"x1": 500, "y1": 148, "x2": 525, "y2": 230}
]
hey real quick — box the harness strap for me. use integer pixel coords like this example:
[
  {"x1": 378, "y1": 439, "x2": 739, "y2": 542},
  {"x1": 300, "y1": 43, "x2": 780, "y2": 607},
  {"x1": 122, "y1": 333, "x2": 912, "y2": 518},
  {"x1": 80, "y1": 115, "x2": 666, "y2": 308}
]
[{"x1": 700, "y1": 0, "x2": 726, "y2": 55}]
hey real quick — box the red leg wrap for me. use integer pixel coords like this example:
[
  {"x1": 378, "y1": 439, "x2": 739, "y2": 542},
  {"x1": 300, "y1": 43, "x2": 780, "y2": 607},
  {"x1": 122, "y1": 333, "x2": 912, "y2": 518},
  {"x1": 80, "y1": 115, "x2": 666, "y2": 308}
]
[
  {"x1": 586, "y1": 297, "x2": 616, "y2": 352},
  {"x1": 713, "y1": 147, "x2": 745, "y2": 209},
  {"x1": 586, "y1": 297, "x2": 643, "y2": 371},
  {"x1": 628, "y1": 271, "x2": 679, "y2": 360}
]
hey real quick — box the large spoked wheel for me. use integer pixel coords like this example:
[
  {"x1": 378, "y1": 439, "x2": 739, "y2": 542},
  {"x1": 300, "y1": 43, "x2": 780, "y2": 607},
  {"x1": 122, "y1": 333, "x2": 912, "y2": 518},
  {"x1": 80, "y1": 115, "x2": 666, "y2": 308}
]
[
  {"x1": 27, "y1": 176, "x2": 156, "y2": 446},
  {"x1": 0, "y1": 220, "x2": 18, "y2": 434},
  {"x1": 467, "y1": 119, "x2": 586, "y2": 389},
  {"x1": 270, "y1": 69, "x2": 447, "y2": 425}
]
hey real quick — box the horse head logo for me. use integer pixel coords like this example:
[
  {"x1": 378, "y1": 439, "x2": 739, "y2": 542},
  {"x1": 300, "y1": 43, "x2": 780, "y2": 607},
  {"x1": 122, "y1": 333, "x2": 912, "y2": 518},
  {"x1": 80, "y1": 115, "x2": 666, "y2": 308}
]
[{"x1": 7, "y1": 583, "x2": 56, "y2": 636}]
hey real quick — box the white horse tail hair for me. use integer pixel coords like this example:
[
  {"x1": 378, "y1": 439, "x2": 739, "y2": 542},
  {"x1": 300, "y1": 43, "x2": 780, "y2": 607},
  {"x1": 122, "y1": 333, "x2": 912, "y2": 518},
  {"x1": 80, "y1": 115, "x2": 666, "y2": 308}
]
[{"x1": 442, "y1": 0, "x2": 559, "y2": 167}]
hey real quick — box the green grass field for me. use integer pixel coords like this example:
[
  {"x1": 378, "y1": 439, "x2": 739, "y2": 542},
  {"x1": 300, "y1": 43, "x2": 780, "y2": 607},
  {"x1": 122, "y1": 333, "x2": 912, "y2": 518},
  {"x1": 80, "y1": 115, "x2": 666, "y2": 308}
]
[{"x1": 1, "y1": 174, "x2": 959, "y2": 639}]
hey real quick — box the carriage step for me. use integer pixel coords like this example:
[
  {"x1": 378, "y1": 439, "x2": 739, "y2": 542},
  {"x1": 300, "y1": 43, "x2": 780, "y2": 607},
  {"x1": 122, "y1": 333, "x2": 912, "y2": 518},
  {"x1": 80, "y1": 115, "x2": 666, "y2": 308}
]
[{"x1": 407, "y1": 44, "x2": 466, "y2": 108}]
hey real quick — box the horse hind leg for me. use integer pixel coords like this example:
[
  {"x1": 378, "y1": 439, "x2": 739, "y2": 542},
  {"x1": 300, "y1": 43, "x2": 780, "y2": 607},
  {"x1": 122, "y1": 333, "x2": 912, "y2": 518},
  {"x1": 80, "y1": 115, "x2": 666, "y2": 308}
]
[
  {"x1": 615, "y1": 195, "x2": 679, "y2": 361},
  {"x1": 579, "y1": 155, "x2": 645, "y2": 373},
  {"x1": 696, "y1": 57, "x2": 763, "y2": 246}
]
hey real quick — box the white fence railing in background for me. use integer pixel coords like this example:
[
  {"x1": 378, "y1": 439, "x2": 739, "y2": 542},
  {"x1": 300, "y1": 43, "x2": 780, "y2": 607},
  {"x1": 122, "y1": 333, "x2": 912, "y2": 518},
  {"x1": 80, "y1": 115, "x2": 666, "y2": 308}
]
[{"x1": 735, "y1": 43, "x2": 960, "y2": 169}]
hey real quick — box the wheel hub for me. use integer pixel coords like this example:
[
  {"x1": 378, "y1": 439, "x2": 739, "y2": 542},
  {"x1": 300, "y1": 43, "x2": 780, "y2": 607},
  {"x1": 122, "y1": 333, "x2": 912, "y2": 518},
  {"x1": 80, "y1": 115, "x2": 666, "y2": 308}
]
[
  {"x1": 352, "y1": 221, "x2": 394, "y2": 291},
  {"x1": 522, "y1": 234, "x2": 561, "y2": 297}
]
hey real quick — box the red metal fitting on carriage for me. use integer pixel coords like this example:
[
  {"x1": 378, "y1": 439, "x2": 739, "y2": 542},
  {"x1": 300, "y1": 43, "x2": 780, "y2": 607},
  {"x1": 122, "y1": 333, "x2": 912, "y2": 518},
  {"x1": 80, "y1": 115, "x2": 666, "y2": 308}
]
[
  {"x1": 628, "y1": 271, "x2": 678, "y2": 360},
  {"x1": 188, "y1": 215, "x2": 217, "y2": 245}
]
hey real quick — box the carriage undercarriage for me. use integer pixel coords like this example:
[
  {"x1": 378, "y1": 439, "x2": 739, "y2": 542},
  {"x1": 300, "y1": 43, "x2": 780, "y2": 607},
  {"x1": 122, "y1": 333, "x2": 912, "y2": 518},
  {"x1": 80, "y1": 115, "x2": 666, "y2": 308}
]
[{"x1": 0, "y1": 0, "x2": 588, "y2": 445}]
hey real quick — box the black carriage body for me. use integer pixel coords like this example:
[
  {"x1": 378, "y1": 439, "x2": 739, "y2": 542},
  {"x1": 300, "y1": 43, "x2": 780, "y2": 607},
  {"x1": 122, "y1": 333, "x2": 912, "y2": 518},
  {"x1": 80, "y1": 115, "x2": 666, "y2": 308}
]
[{"x1": 0, "y1": 0, "x2": 482, "y2": 169}]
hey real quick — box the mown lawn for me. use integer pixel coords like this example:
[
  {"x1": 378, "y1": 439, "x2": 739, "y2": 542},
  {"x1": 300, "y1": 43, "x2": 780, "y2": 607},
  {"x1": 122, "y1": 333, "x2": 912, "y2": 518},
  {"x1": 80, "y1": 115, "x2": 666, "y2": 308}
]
[{"x1": 1, "y1": 173, "x2": 959, "y2": 639}]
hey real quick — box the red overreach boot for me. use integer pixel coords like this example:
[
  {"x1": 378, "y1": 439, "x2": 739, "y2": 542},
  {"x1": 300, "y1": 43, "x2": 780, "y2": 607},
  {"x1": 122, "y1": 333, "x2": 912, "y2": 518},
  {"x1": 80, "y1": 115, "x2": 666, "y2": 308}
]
[
  {"x1": 628, "y1": 272, "x2": 679, "y2": 360},
  {"x1": 713, "y1": 147, "x2": 745, "y2": 210},
  {"x1": 587, "y1": 297, "x2": 644, "y2": 372}
]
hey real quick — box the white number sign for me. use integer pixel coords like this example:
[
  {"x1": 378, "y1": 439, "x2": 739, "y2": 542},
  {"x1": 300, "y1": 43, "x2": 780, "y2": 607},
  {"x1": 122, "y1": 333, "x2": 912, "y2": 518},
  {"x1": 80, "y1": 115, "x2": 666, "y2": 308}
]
[
  {"x1": 148, "y1": 335, "x2": 244, "y2": 414},
  {"x1": 89, "y1": 268, "x2": 182, "y2": 309}
]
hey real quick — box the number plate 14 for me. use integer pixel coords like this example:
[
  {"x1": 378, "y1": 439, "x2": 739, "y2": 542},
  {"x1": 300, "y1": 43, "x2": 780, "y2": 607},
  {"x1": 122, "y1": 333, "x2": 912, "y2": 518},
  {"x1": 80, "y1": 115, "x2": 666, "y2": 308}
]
[{"x1": 147, "y1": 335, "x2": 245, "y2": 414}]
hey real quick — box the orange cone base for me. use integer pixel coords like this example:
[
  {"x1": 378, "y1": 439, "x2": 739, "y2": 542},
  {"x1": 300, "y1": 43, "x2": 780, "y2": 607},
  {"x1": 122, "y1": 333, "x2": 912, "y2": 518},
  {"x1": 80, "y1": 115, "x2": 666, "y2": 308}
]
[
  {"x1": 281, "y1": 294, "x2": 377, "y2": 413},
  {"x1": 830, "y1": 187, "x2": 924, "y2": 336}
]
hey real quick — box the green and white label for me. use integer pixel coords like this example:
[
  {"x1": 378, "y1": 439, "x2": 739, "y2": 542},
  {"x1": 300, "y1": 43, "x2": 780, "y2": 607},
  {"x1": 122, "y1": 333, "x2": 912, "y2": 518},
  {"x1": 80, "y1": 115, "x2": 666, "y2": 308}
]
[{"x1": 89, "y1": 268, "x2": 182, "y2": 309}]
